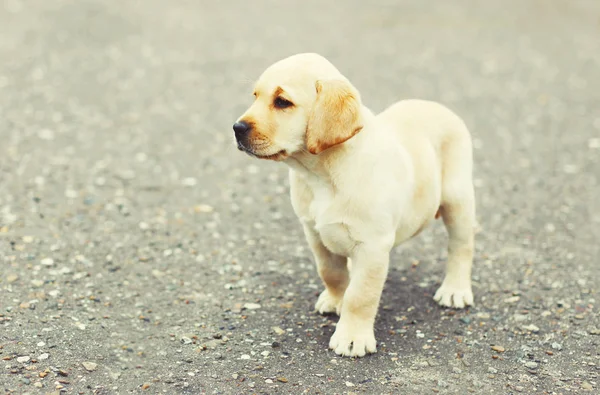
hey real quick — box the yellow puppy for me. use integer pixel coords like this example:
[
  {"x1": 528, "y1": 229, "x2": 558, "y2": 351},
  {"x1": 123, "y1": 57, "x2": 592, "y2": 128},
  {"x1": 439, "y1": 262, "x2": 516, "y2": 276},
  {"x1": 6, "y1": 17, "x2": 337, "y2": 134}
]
[{"x1": 233, "y1": 53, "x2": 475, "y2": 357}]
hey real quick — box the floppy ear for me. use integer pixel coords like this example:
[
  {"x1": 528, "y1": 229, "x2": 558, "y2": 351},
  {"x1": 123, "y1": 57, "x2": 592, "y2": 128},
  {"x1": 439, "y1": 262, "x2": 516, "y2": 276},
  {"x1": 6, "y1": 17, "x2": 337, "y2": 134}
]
[{"x1": 306, "y1": 79, "x2": 363, "y2": 155}]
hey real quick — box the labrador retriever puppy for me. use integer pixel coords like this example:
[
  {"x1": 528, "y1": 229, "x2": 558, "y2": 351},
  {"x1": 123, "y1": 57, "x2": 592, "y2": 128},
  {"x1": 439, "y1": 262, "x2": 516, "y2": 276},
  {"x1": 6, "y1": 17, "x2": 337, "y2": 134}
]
[{"x1": 233, "y1": 53, "x2": 475, "y2": 357}]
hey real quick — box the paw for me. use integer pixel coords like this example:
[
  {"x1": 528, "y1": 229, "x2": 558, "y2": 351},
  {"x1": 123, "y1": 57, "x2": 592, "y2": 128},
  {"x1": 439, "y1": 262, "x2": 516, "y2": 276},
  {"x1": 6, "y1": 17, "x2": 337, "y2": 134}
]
[
  {"x1": 315, "y1": 289, "x2": 343, "y2": 315},
  {"x1": 329, "y1": 318, "x2": 377, "y2": 357},
  {"x1": 434, "y1": 283, "x2": 473, "y2": 309}
]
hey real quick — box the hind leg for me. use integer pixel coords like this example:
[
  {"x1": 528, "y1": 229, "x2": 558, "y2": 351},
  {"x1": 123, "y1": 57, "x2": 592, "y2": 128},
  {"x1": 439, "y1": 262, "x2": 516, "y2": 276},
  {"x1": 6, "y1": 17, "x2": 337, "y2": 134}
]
[{"x1": 434, "y1": 185, "x2": 475, "y2": 309}]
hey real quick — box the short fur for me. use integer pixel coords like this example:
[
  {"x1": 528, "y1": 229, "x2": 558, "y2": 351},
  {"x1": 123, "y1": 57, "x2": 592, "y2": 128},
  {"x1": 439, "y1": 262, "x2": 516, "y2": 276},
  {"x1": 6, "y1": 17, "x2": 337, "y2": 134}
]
[{"x1": 234, "y1": 53, "x2": 476, "y2": 357}]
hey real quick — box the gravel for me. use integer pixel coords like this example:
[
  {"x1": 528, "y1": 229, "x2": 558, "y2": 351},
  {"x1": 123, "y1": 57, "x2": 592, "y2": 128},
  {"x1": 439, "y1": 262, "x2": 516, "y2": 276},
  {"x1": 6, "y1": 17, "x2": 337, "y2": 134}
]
[{"x1": 1, "y1": 0, "x2": 599, "y2": 394}]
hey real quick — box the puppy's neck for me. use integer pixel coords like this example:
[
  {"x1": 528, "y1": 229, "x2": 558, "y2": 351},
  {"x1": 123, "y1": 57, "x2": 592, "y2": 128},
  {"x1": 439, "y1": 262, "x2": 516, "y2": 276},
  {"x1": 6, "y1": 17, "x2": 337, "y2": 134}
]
[{"x1": 285, "y1": 106, "x2": 375, "y2": 181}]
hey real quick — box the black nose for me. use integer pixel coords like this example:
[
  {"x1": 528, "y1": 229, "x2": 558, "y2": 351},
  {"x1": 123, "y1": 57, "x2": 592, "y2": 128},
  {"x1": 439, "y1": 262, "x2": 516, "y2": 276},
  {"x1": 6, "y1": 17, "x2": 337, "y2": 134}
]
[{"x1": 233, "y1": 121, "x2": 251, "y2": 139}]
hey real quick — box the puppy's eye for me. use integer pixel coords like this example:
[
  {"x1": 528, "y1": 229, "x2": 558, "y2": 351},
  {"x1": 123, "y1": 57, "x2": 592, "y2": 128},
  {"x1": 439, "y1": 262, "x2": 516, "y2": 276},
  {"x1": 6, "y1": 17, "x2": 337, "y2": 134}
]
[{"x1": 274, "y1": 97, "x2": 293, "y2": 109}]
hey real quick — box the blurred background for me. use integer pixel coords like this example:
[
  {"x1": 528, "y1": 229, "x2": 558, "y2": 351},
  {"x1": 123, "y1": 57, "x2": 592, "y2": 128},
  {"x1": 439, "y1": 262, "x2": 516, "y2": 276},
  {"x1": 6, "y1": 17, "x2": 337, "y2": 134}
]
[{"x1": 1, "y1": 1, "x2": 598, "y2": 393}]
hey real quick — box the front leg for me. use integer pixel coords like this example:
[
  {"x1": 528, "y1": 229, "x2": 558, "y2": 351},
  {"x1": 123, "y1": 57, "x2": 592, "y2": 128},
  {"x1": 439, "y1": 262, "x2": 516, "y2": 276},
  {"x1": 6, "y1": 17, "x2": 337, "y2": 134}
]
[
  {"x1": 329, "y1": 246, "x2": 390, "y2": 357},
  {"x1": 303, "y1": 225, "x2": 349, "y2": 315}
]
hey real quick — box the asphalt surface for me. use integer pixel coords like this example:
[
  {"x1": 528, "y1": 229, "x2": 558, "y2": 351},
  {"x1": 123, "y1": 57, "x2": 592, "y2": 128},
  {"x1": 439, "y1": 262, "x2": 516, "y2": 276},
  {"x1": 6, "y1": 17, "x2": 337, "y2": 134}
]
[{"x1": 1, "y1": 1, "x2": 599, "y2": 394}]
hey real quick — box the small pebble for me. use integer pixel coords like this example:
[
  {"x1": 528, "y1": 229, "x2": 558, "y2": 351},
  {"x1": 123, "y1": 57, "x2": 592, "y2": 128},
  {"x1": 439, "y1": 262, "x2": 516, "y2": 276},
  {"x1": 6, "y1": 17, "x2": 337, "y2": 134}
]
[
  {"x1": 487, "y1": 367, "x2": 498, "y2": 374},
  {"x1": 17, "y1": 356, "x2": 30, "y2": 363},
  {"x1": 582, "y1": 381, "x2": 593, "y2": 390},
  {"x1": 82, "y1": 362, "x2": 97, "y2": 371},
  {"x1": 38, "y1": 128, "x2": 55, "y2": 140},
  {"x1": 40, "y1": 258, "x2": 55, "y2": 266},
  {"x1": 243, "y1": 303, "x2": 261, "y2": 310},
  {"x1": 551, "y1": 342, "x2": 562, "y2": 351},
  {"x1": 522, "y1": 324, "x2": 540, "y2": 333},
  {"x1": 272, "y1": 326, "x2": 285, "y2": 335},
  {"x1": 194, "y1": 204, "x2": 214, "y2": 213},
  {"x1": 491, "y1": 345, "x2": 505, "y2": 353},
  {"x1": 6, "y1": 274, "x2": 19, "y2": 283},
  {"x1": 181, "y1": 177, "x2": 197, "y2": 187},
  {"x1": 240, "y1": 354, "x2": 250, "y2": 360},
  {"x1": 65, "y1": 189, "x2": 78, "y2": 198},
  {"x1": 524, "y1": 361, "x2": 538, "y2": 369},
  {"x1": 38, "y1": 353, "x2": 49, "y2": 360}
]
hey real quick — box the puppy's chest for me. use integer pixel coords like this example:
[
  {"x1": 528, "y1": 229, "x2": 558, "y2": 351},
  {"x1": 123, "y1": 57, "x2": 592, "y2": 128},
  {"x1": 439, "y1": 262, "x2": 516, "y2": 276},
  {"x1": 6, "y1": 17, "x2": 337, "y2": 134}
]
[
  {"x1": 304, "y1": 184, "x2": 358, "y2": 256},
  {"x1": 306, "y1": 184, "x2": 337, "y2": 224}
]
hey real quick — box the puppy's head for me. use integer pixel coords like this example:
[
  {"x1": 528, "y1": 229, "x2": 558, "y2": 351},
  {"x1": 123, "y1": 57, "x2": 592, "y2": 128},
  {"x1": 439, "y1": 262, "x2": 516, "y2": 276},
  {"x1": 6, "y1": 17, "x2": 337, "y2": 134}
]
[{"x1": 233, "y1": 53, "x2": 363, "y2": 160}]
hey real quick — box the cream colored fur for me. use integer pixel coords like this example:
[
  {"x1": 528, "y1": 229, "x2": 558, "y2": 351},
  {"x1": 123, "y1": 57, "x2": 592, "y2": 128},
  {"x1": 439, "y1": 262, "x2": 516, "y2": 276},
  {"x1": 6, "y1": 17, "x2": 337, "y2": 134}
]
[{"x1": 234, "y1": 53, "x2": 476, "y2": 357}]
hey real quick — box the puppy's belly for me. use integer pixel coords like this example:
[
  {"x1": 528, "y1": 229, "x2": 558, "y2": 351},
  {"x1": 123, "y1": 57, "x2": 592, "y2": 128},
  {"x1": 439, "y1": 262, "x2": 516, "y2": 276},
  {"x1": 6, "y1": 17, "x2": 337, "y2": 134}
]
[
  {"x1": 394, "y1": 219, "x2": 431, "y2": 245},
  {"x1": 393, "y1": 205, "x2": 438, "y2": 245},
  {"x1": 394, "y1": 183, "x2": 441, "y2": 245}
]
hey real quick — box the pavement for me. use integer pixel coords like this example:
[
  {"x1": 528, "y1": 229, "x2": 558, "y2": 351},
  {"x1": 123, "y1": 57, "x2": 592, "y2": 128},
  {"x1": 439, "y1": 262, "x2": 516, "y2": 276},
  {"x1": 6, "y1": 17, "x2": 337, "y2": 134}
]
[{"x1": 1, "y1": 0, "x2": 599, "y2": 394}]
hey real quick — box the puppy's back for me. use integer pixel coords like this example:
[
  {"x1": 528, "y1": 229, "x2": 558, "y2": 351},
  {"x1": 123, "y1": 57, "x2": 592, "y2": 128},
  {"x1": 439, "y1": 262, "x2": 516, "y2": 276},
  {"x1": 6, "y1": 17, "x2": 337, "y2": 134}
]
[{"x1": 377, "y1": 99, "x2": 470, "y2": 143}]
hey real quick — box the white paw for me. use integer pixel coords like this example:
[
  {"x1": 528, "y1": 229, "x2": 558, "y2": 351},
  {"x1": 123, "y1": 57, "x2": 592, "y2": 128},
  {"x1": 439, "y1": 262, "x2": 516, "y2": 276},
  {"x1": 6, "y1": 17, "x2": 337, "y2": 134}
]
[
  {"x1": 329, "y1": 318, "x2": 377, "y2": 357},
  {"x1": 434, "y1": 283, "x2": 473, "y2": 309},
  {"x1": 315, "y1": 289, "x2": 343, "y2": 315}
]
